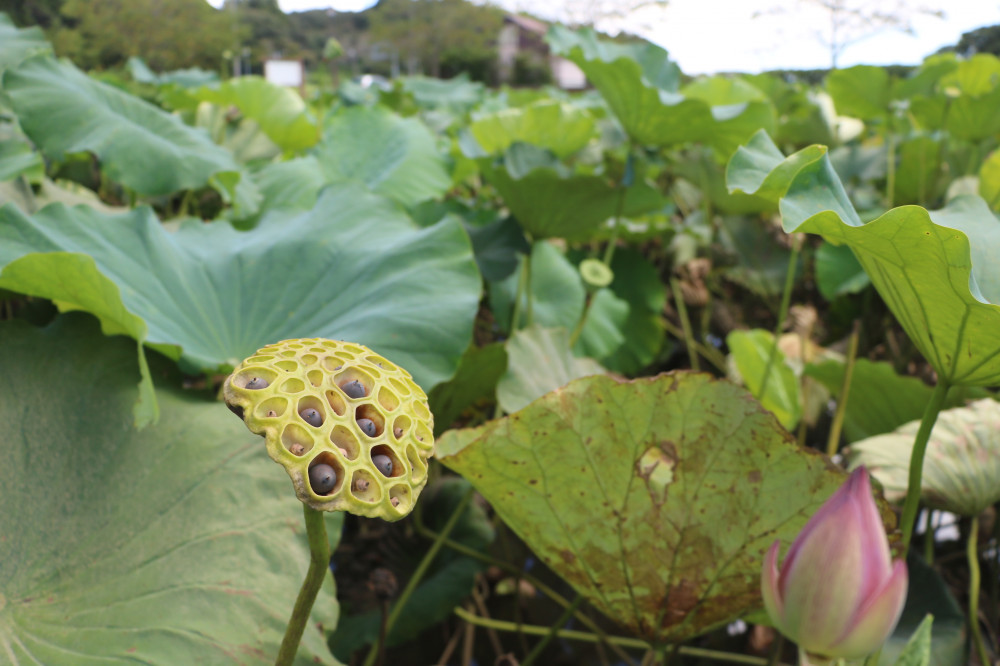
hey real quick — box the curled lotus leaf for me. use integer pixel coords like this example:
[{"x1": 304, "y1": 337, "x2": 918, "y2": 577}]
[
  {"x1": 847, "y1": 398, "x2": 1000, "y2": 516},
  {"x1": 728, "y1": 129, "x2": 1000, "y2": 387}
]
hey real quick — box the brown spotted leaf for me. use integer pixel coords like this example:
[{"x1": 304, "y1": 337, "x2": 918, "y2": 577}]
[{"x1": 436, "y1": 372, "x2": 863, "y2": 642}]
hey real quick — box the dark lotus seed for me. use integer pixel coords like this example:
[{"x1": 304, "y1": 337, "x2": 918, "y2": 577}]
[
  {"x1": 341, "y1": 379, "x2": 367, "y2": 399},
  {"x1": 372, "y1": 454, "x2": 393, "y2": 477},
  {"x1": 300, "y1": 407, "x2": 322, "y2": 427},
  {"x1": 309, "y1": 464, "x2": 337, "y2": 494},
  {"x1": 245, "y1": 376, "x2": 269, "y2": 390},
  {"x1": 357, "y1": 418, "x2": 376, "y2": 437}
]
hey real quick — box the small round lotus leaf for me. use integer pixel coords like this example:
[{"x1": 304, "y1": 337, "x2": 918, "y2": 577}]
[
  {"x1": 223, "y1": 338, "x2": 434, "y2": 520},
  {"x1": 846, "y1": 398, "x2": 1000, "y2": 516}
]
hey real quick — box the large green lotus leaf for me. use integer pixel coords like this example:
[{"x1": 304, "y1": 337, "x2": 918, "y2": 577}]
[
  {"x1": 815, "y1": 241, "x2": 869, "y2": 300},
  {"x1": 945, "y1": 86, "x2": 1000, "y2": 141},
  {"x1": 0, "y1": 14, "x2": 50, "y2": 71},
  {"x1": 490, "y1": 240, "x2": 584, "y2": 332},
  {"x1": 428, "y1": 342, "x2": 508, "y2": 436},
  {"x1": 0, "y1": 185, "x2": 481, "y2": 391},
  {"x1": 575, "y1": 288, "x2": 629, "y2": 362},
  {"x1": 496, "y1": 325, "x2": 605, "y2": 414},
  {"x1": 313, "y1": 106, "x2": 450, "y2": 207},
  {"x1": 572, "y1": 249, "x2": 667, "y2": 375},
  {"x1": 0, "y1": 314, "x2": 340, "y2": 664},
  {"x1": 726, "y1": 329, "x2": 801, "y2": 430},
  {"x1": 546, "y1": 26, "x2": 773, "y2": 153},
  {"x1": 0, "y1": 138, "x2": 43, "y2": 182},
  {"x1": 892, "y1": 54, "x2": 958, "y2": 100},
  {"x1": 437, "y1": 372, "x2": 856, "y2": 642},
  {"x1": 847, "y1": 399, "x2": 1000, "y2": 516},
  {"x1": 481, "y1": 161, "x2": 665, "y2": 240},
  {"x1": 728, "y1": 130, "x2": 1000, "y2": 387},
  {"x1": 825, "y1": 65, "x2": 890, "y2": 119},
  {"x1": 3, "y1": 56, "x2": 239, "y2": 197},
  {"x1": 881, "y1": 555, "x2": 966, "y2": 666},
  {"x1": 194, "y1": 76, "x2": 319, "y2": 152},
  {"x1": 893, "y1": 136, "x2": 943, "y2": 205},
  {"x1": 805, "y1": 358, "x2": 986, "y2": 443},
  {"x1": 400, "y1": 74, "x2": 485, "y2": 111},
  {"x1": 940, "y1": 53, "x2": 1000, "y2": 96},
  {"x1": 978, "y1": 147, "x2": 1000, "y2": 211},
  {"x1": 470, "y1": 100, "x2": 595, "y2": 158},
  {"x1": 718, "y1": 216, "x2": 800, "y2": 297},
  {"x1": 248, "y1": 156, "x2": 326, "y2": 219},
  {"x1": 126, "y1": 56, "x2": 219, "y2": 89}
]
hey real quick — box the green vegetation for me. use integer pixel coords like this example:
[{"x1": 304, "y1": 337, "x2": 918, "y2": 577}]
[{"x1": 1, "y1": 8, "x2": 999, "y2": 666}]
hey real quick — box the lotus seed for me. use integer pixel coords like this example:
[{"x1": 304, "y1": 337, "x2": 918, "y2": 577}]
[
  {"x1": 341, "y1": 379, "x2": 367, "y2": 399},
  {"x1": 300, "y1": 407, "x2": 322, "y2": 427},
  {"x1": 309, "y1": 464, "x2": 337, "y2": 495},
  {"x1": 391, "y1": 497, "x2": 400, "y2": 507},
  {"x1": 290, "y1": 443, "x2": 305, "y2": 456},
  {"x1": 393, "y1": 427, "x2": 403, "y2": 438},
  {"x1": 357, "y1": 418, "x2": 376, "y2": 437},
  {"x1": 354, "y1": 477, "x2": 370, "y2": 492},
  {"x1": 246, "y1": 376, "x2": 268, "y2": 390},
  {"x1": 372, "y1": 454, "x2": 393, "y2": 477}
]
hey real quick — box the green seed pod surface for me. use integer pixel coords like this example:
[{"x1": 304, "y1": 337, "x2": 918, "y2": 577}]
[{"x1": 223, "y1": 338, "x2": 434, "y2": 520}]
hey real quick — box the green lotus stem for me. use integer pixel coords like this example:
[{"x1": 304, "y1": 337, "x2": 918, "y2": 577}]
[
  {"x1": 766, "y1": 634, "x2": 785, "y2": 666},
  {"x1": 453, "y1": 606, "x2": 778, "y2": 665},
  {"x1": 275, "y1": 505, "x2": 331, "y2": 666},
  {"x1": 521, "y1": 595, "x2": 583, "y2": 666},
  {"x1": 670, "y1": 277, "x2": 700, "y2": 372},
  {"x1": 826, "y1": 322, "x2": 860, "y2": 456},
  {"x1": 510, "y1": 250, "x2": 530, "y2": 334},
  {"x1": 923, "y1": 510, "x2": 935, "y2": 564},
  {"x1": 602, "y1": 150, "x2": 632, "y2": 268},
  {"x1": 885, "y1": 132, "x2": 895, "y2": 209},
  {"x1": 413, "y1": 519, "x2": 637, "y2": 666},
  {"x1": 968, "y1": 515, "x2": 991, "y2": 666},
  {"x1": 899, "y1": 379, "x2": 950, "y2": 552},
  {"x1": 757, "y1": 240, "x2": 800, "y2": 401},
  {"x1": 361, "y1": 487, "x2": 473, "y2": 666},
  {"x1": 568, "y1": 294, "x2": 593, "y2": 349},
  {"x1": 662, "y1": 317, "x2": 728, "y2": 373}
]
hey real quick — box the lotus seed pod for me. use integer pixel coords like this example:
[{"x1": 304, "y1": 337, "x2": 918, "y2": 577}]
[{"x1": 223, "y1": 338, "x2": 435, "y2": 520}]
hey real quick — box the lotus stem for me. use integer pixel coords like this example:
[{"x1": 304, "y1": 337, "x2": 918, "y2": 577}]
[
  {"x1": 758, "y1": 238, "x2": 800, "y2": 401},
  {"x1": 275, "y1": 504, "x2": 331, "y2": 666},
  {"x1": 968, "y1": 515, "x2": 991, "y2": 666},
  {"x1": 826, "y1": 321, "x2": 860, "y2": 456},
  {"x1": 454, "y1": 606, "x2": 780, "y2": 665},
  {"x1": 899, "y1": 379, "x2": 950, "y2": 552},
  {"x1": 361, "y1": 487, "x2": 474, "y2": 666},
  {"x1": 671, "y1": 277, "x2": 700, "y2": 372}
]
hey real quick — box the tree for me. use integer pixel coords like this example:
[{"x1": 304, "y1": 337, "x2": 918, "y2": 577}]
[
  {"x1": 49, "y1": 0, "x2": 238, "y2": 71},
  {"x1": 754, "y1": 0, "x2": 944, "y2": 69},
  {"x1": 368, "y1": 0, "x2": 504, "y2": 77},
  {"x1": 944, "y1": 24, "x2": 1000, "y2": 58}
]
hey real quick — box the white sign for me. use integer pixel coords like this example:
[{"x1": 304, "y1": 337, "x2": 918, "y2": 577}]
[{"x1": 264, "y1": 60, "x2": 304, "y2": 88}]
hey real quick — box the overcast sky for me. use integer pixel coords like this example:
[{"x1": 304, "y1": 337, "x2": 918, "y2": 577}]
[{"x1": 208, "y1": 0, "x2": 1000, "y2": 74}]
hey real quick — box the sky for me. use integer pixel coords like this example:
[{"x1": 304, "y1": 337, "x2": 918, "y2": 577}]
[{"x1": 210, "y1": 0, "x2": 1000, "y2": 74}]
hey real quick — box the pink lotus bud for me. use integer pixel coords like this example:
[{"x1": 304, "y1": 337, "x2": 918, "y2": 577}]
[{"x1": 761, "y1": 467, "x2": 908, "y2": 661}]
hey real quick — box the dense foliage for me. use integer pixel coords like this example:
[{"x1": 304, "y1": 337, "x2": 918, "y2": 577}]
[{"x1": 1, "y1": 10, "x2": 998, "y2": 666}]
